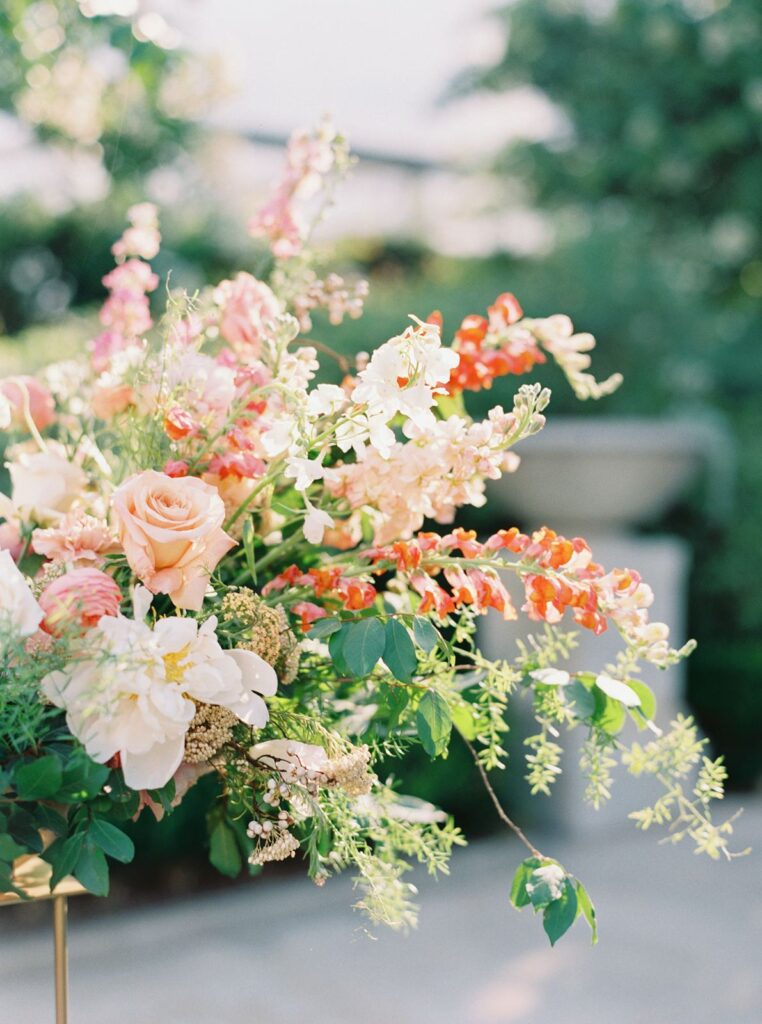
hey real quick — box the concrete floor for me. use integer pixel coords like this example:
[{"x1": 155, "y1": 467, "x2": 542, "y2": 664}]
[{"x1": 1, "y1": 797, "x2": 760, "y2": 1024}]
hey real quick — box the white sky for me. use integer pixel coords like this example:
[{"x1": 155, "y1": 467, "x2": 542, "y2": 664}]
[{"x1": 165, "y1": 0, "x2": 560, "y2": 164}]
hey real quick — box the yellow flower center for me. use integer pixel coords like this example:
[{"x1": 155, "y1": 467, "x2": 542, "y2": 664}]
[{"x1": 163, "y1": 645, "x2": 191, "y2": 684}]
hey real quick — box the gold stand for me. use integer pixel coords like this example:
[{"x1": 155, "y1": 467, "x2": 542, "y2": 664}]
[{"x1": 1, "y1": 856, "x2": 87, "y2": 1022}]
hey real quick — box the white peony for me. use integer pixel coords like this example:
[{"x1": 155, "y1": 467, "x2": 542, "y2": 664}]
[
  {"x1": 6, "y1": 445, "x2": 87, "y2": 524},
  {"x1": 0, "y1": 549, "x2": 44, "y2": 639},
  {"x1": 0, "y1": 393, "x2": 11, "y2": 430},
  {"x1": 41, "y1": 587, "x2": 278, "y2": 790}
]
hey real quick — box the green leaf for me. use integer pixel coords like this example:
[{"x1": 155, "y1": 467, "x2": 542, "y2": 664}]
[
  {"x1": 412, "y1": 616, "x2": 439, "y2": 654},
  {"x1": 307, "y1": 617, "x2": 342, "y2": 639},
  {"x1": 32, "y1": 805, "x2": 68, "y2": 837},
  {"x1": 55, "y1": 754, "x2": 109, "y2": 802},
  {"x1": 342, "y1": 618, "x2": 386, "y2": 678},
  {"x1": 43, "y1": 833, "x2": 85, "y2": 889},
  {"x1": 567, "y1": 680, "x2": 596, "y2": 720},
  {"x1": 328, "y1": 626, "x2": 351, "y2": 676},
  {"x1": 242, "y1": 518, "x2": 258, "y2": 585},
  {"x1": 626, "y1": 679, "x2": 657, "y2": 729},
  {"x1": 209, "y1": 819, "x2": 242, "y2": 878},
  {"x1": 592, "y1": 690, "x2": 626, "y2": 735},
  {"x1": 14, "y1": 756, "x2": 62, "y2": 800},
  {"x1": 89, "y1": 819, "x2": 135, "y2": 864},
  {"x1": 8, "y1": 809, "x2": 43, "y2": 853},
  {"x1": 0, "y1": 833, "x2": 27, "y2": 861},
  {"x1": 543, "y1": 879, "x2": 578, "y2": 946},
  {"x1": 383, "y1": 619, "x2": 418, "y2": 683},
  {"x1": 509, "y1": 856, "x2": 542, "y2": 909},
  {"x1": 379, "y1": 683, "x2": 409, "y2": 729},
  {"x1": 450, "y1": 702, "x2": 478, "y2": 741},
  {"x1": 416, "y1": 691, "x2": 452, "y2": 758},
  {"x1": 74, "y1": 841, "x2": 110, "y2": 897},
  {"x1": 576, "y1": 882, "x2": 598, "y2": 944},
  {"x1": 147, "y1": 778, "x2": 176, "y2": 817}
]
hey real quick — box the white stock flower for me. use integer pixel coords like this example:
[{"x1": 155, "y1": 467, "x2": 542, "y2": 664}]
[
  {"x1": 41, "y1": 587, "x2": 278, "y2": 790},
  {"x1": 285, "y1": 452, "x2": 325, "y2": 492},
  {"x1": 307, "y1": 383, "x2": 346, "y2": 417},
  {"x1": 0, "y1": 550, "x2": 43, "y2": 639},
  {"x1": 352, "y1": 318, "x2": 459, "y2": 436},
  {"x1": 261, "y1": 417, "x2": 297, "y2": 457},
  {"x1": 303, "y1": 501, "x2": 334, "y2": 544}
]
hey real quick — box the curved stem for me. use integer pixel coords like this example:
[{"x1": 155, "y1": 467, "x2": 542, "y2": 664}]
[{"x1": 461, "y1": 734, "x2": 543, "y2": 859}]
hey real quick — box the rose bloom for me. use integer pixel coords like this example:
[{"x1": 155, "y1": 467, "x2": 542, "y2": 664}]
[
  {"x1": 31, "y1": 512, "x2": 118, "y2": 567},
  {"x1": 112, "y1": 470, "x2": 235, "y2": 611},
  {"x1": 39, "y1": 567, "x2": 122, "y2": 635},
  {"x1": 5, "y1": 445, "x2": 87, "y2": 524},
  {"x1": 0, "y1": 549, "x2": 43, "y2": 639},
  {"x1": 214, "y1": 272, "x2": 281, "y2": 355},
  {"x1": 92, "y1": 382, "x2": 135, "y2": 419},
  {"x1": 0, "y1": 376, "x2": 55, "y2": 432}
]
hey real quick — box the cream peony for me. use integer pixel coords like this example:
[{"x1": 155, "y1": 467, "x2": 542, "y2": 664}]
[
  {"x1": 41, "y1": 587, "x2": 278, "y2": 790},
  {"x1": 112, "y1": 470, "x2": 236, "y2": 611},
  {"x1": 5, "y1": 445, "x2": 87, "y2": 524},
  {"x1": 0, "y1": 549, "x2": 43, "y2": 639}
]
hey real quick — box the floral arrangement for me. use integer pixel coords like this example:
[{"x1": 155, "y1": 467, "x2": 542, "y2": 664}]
[{"x1": 0, "y1": 121, "x2": 743, "y2": 944}]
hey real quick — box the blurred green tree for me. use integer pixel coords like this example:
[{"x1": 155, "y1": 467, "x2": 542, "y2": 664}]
[
  {"x1": 0, "y1": 0, "x2": 226, "y2": 332},
  {"x1": 458, "y1": 0, "x2": 762, "y2": 784}
]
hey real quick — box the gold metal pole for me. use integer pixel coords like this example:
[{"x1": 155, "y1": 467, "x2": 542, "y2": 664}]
[{"x1": 53, "y1": 895, "x2": 69, "y2": 1024}]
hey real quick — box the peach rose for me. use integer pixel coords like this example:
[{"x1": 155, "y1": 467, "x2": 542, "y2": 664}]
[
  {"x1": 112, "y1": 470, "x2": 235, "y2": 611},
  {"x1": 0, "y1": 376, "x2": 55, "y2": 432},
  {"x1": 39, "y1": 567, "x2": 122, "y2": 635}
]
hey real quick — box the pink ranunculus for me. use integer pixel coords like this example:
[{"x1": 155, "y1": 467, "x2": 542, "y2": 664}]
[
  {"x1": 38, "y1": 567, "x2": 122, "y2": 635},
  {"x1": 0, "y1": 376, "x2": 55, "y2": 432},
  {"x1": 31, "y1": 512, "x2": 118, "y2": 567},
  {"x1": 112, "y1": 470, "x2": 236, "y2": 611},
  {"x1": 92, "y1": 383, "x2": 135, "y2": 419},
  {"x1": 214, "y1": 272, "x2": 281, "y2": 355}
]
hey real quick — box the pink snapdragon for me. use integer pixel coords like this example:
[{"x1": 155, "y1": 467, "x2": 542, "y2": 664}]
[
  {"x1": 111, "y1": 203, "x2": 161, "y2": 261},
  {"x1": 214, "y1": 272, "x2": 281, "y2": 355}
]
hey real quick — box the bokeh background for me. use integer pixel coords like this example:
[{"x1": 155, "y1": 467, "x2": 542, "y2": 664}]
[{"x1": 1, "y1": 3, "x2": 761, "y2": 1020}]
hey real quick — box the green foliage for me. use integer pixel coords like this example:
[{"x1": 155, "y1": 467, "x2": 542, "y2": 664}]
[
  {"x1": 459, "y1": 0, "x2": 762, "y2": 784},
  {"x1": 416, "y1": 691, "x2": 453, "y2": 759},
  {"x1": 342, "y1": 618, "x2": 386, "y2": 678},
  {"x1": 383, "y1": 619, "x2": 418, "y2": 683},
  {"x1": 510, "y1": 857, "x2": 597, "y2": 946}
]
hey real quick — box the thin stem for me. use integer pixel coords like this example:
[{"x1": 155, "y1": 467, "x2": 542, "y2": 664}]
[{"x1": 461, "y1": 735, "x2": 543, "y2": 859}]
